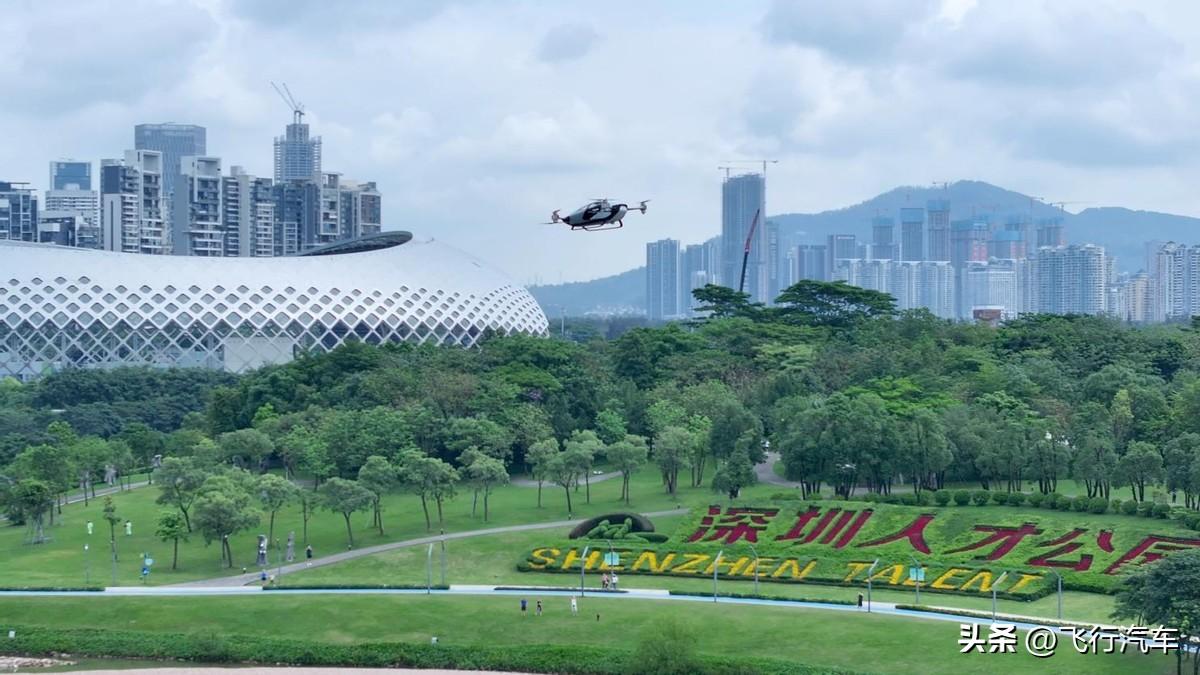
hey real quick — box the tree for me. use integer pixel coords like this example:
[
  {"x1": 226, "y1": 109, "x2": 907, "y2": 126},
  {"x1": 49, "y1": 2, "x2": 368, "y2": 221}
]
[
  {"x1": 1166, "y1": 434, "x2": 1200, "y2": 508},
  {"x1": 463, "y1": 454, "x2": 509, "y2": 521},
  {"x1": 565, "y1": 430, "x2": 604, "y2": 504},
  {"x1": 902, "y1": 408, "x2": 951, "y2": 495},
  {"x1": 102, "y1": 496, "x2": 121, "y2": 563},
  {"x1": 155, "y1": 457, "x2": 208, "y2": 532},
  {"x1": 711, "y1": 444, "x2": 756, "y2": 499},
  {"x1": 444, "y1": 417, "x2": 514, "y2": 463},
  {"x1": 594, "y1": 408, "x2": 628, "y2": 446},
  {"x1": 691, "y1": 284, "x2": 761, "y2": 320},
  {"x1": 192, "y1": 476, "x2": 261, "y2": 568},
  {"x1": 298, "y1": 490, "x2": 317, "y2": 545},
  {"x1": 1113, "y1": 549, "x2": 1200, "y2": 675},
  {"x1": 256, "y1": 473, "x2": 298, "y2": 544},
  {"x1": 653, "y1": 425, "x2": 699, "y2": 496},
  {"x1": 282, "y1": 425, "x2": 333, "y2": 489},
  {"x1": 772, "y1": 280, "x2": 896, "y2": 327},
  {"x1": 545, "y1": 451, "x2": 579, "y2": 515},
  {"x1": 318, "y1": 477, "x2": 374, "y2": 549},
  {"x1": 6, "y1": 479, "x2": 53, "y2": 543},
  {"x1": 69, "y1": 436, "x2": 110, "y2": 504},
  {"x1": 526, "y1": 438, "x2": 560, "y2": 508},
  {"x1": 397, "y1": 452, "x2": 458, "y2": 531},
  {"x1": 216, "y1": 428, "x2": 275, "y2": 471},
  {"x1": 357, "y1": 455, "x2": 398, "y2": 535},
  {"x1": 1118, "y1": 441, "x2": 1164, "y2": 503},
  {"x1": 607, "y1": 435, "x2": 649, "y2": 504},
  {"x1": 155, "y1": 510, "x2": 189, "y2": 570}
]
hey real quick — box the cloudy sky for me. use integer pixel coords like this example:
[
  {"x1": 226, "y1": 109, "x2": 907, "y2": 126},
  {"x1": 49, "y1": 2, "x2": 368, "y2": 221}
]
[{"x1": 3, "y1": 0, "x2": 1199, "y2": 282}]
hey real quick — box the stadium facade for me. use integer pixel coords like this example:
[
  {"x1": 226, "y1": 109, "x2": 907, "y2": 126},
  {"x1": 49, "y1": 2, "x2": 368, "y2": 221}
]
[{"x1": 0, "y1": 232, "x2": 548, "y2": 380}]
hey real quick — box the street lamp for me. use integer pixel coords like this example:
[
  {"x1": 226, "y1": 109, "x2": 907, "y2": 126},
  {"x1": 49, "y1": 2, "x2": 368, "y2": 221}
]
[
  {"x1": 748, "y1": 544, "x2": 760, "y2": 596},
  {"x1": 865, "y1": 559, "x2": 880, "y2": 612},
  {"x1": 991, "y1": 571, "x2": 1009, "y2": 622},
  {"x1": 712, "y1": 550, "x2": 724, "y2": 602},
  {"x1": 1050, "y1": 570, "x2": 1063, "y2": 620},
  {"x1": 84, "y1": 544, "x2": 90, "y2": 585},
  {"x1": 426, "y1": 543, "x2": 434, "y2": 594},
  {"x1": 579, "y1": 545, "x2": 590, "y2": 597},
  {"x1": 440, "y1": 530, "x2": 447, "y2": 586},
  {"x1": 908, "y1": 555, "x2": 923, "y2": 605}
]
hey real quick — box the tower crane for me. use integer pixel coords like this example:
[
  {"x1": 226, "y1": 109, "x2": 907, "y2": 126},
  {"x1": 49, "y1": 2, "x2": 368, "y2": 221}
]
[{"x1": 271, "y1": 82, "x2": 305, "y2": 125}]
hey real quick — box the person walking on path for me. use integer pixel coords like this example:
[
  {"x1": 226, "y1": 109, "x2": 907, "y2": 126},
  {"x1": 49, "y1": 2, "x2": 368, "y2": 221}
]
[
  {"x1": 601, "y1": 572, "x2": 609, "y2": 590},
  {"x1": 570, "y1": 596, "x2": 578, "y2": 616},
  {"x1": 535, "y1": 599, "x2": 543, "y2": 616},
  {"x1": 305, "y1": 545, "x2": 313, "y2": 567},
  {"x1": 611, "y1": 573, "x2": 619, "y2": 590},
  {"x1": 520, "y1": 598, "x2": 527, "y2": 616}
]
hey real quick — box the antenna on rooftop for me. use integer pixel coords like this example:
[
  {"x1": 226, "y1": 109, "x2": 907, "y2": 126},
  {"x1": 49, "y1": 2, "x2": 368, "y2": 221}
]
[{"x1": 271, "y1": 82, "x2": 305, "y2": 125}]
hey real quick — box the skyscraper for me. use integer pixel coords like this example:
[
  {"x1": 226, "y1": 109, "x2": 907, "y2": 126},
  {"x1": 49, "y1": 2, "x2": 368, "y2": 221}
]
[
  {"x1": 274, "y1": 112, "x2": 322, "y2": 183},
  {"x1": 49, "y1": 161, "x2": 91, "y2": 190},
  {"x1": 222, "y1": 167, "x2": 274, "y2": 257},
  {"x1": 1032, "y1": 244, "x2": 1108, "y2": 315},
  {"x1": 961, "y1": 259, "x2": 1022, "y2": 320},
  {"x1": 720, "y1": 174, "x2": 765, "y2": 301},
  {"x1": 927, "y1": 199, "x2": 951, "y2": 261},
  {"x1": 681, "y1": 237, "x2": 720, "y2": 316},
  {"x1": 1036, "y1": 217, "x2": 1066, "y2": 248},
  {"x1": 795, "y1": 244, "x2": 828, "y2": 281},
  {"x1": 100, "y1": 150, "x2": 165, "y2": 254},
  {"x1": 891, "y1": 261, "x2": 954, "y2": 318},
  {"x1": 646, "y1": 238, "x2": 681, "y2": 321},
  {"x1": 172, "y1": 156, "x2": 223, "y2": 256},
  {"x1": 0, "y1": 182, "x2": 37, "y2": 242},
  {"x1": 339, "y1": 179, "x2": 383, "y2": 240},
  {"x1": 899, "y1": 207, "x2": 924, "y2": 261},
  {"x1": 871, "y1": 215, "x2": 897, "y2": 260},
  {"x1": 825, "y1": 234, "x2": 857, "y2": 275},
  {"x1": 134, "y1": 124, "x2": 207, "y2": 197}
]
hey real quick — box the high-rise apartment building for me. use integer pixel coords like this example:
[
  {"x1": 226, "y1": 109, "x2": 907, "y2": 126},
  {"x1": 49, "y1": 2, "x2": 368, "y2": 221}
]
[
  {"x1": 899, "y1": 207, "x2": 924, "y2": 261},
  {"x1": 646, "y1": 238, "x2": 681, "y2": 321},
  {"x1": 100, "y1": 150, "x2": 165, "y2": 254},
  {"x1": 134, "y1": 124, "x2": 206, "y2": 197},
  {"x1": 1147, "y1": 242, "x2": 1200, "y2": 322},
  {"x1": 221, "y1": 167, "x2": 276, "y2": 258},
  {"x1": 871, "y1": 215, "x2": 897, "y2": 260},
  {"x1": 682, "y1": 237, "x2": 720, "y2": 315},
  {"x1": 891, "y1": 261, "x2": 955, "y2": 318},
  {"x1": 927, "y1": 199, "x2": 951, "y2": 261},
  {"x1": 1031, "y1": 244, "x2": 1108, "y2": 315},
  {"x1": 339, "y1": 179, "x2": 383, "y2": 240},
  {"x1": 0, "y1": 182, "x2": 37, "y2": 242},
  {"x1": 961, "y1": 259, "x2": 1022, "y2": 320},
  {"x1": 826, "y1": 234, "x2": 857, "y2": 274},
  {"x1": 274, "y1": 113, "x2": 322, "y2": 183},
  {"x1": 720, "y1": 174, "x2": 766, "y2": 301},
  {"x1": 49, "y1": 161, "x2": 91, "y2": 191},
  {"x1": 172, "y1": 156, "x2": 223, "y2": 256},
  {"x1": 1036, "y1": 217, "x2": 1066, "y2": 248},
  {"x1": 795, "y1": 244, "x2": 828, "y2": 282},
  {"x1": 36, "y1": 212, "x2": 93, "y2": 248},
  {"x1": 989, "y1": 230, "x2": 1025, "y2": 260}
]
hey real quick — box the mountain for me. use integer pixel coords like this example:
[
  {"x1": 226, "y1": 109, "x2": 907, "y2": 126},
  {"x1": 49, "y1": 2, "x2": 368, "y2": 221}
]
[
  {"x1": 527, "y1": 180, "x2": 1200, "y2": 314},
  {"x1": 528, "y1": 266, "x2": 644, "y2": 317}
]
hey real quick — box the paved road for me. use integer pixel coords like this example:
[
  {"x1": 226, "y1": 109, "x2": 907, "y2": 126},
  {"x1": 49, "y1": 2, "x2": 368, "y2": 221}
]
[
  {"x1": 510, "y1": 470, "x2": 622, "y2": 488},
  {"x1": 173, "y1": 508, "x2": 690, "y2": 587},
  {"x1": 755, "y1": 452, "x2": 802, "y2": 488}
]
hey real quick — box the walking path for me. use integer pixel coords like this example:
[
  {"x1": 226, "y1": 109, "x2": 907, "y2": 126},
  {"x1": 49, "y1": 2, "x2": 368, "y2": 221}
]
[
  {"x1": 172, "y1": 508, "x2": 690, "y2": 587},
  {"x1": 510, "y1": 470, "x2": 621, "y2": 488},
  {"x1": 755, "y1": 452, "x2": 802, "y2": 488}
]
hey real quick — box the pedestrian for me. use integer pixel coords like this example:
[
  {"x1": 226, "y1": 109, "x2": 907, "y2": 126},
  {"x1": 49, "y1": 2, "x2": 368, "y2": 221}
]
[
  {"x1": 601, "y1": 572, "x2": 609, "y2": 590},
  {"x1": 570, "y1": 596, "x2": 578, "y2": 616},
  {"x1": 124, "y1": 520, "x2": 132, "y2": 536},
  {"x1": 86, "y1": 521, "x2": 93, "y2": 536},
  {"x1": 305, "y1": 545, "x2": 313, "y2": 567},
  {"x1": 535, "y1": 599, "x2": 543, "y2": 616},
  {"x1": 611, "y1": 573, "x2": 619, "y2": 590},
  {"x1": 520, "y1": 598, "x2": 527, "y2": 616}
]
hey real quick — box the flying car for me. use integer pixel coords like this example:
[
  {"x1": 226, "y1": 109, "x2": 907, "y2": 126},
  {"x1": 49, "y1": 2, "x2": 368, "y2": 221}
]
[{"x1": 546, "y1": 198, "x2": 649, "y2": 231}]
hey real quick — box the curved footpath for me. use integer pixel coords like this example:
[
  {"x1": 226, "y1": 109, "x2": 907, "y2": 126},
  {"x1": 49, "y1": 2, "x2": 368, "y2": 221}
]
[{"x1": 173, "y1": 508, "x2": 690, "y2": 587}]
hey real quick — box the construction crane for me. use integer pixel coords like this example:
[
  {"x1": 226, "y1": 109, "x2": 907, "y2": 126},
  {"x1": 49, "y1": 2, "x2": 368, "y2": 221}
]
[
  {"x1": 721, "y1": 159, "x2": 779, "y2": 179},
  {"x1": 931, "y1": 181, "x2": 951, "y2": 191},
  {"x1": 271, "y1": 82, "x2": 305, "y2": 125},
  {"x1": 737, "y1": 208, "x2": 762, "y2": 294},
  {"x1": 1048, "y1": 201, "x2": 1093, "y2": 214}
]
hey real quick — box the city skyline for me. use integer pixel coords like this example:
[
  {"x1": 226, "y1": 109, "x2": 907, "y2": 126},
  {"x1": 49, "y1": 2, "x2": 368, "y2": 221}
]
[{"x1": 3, "y1": 1, "x2": 1200, "y2": 282}]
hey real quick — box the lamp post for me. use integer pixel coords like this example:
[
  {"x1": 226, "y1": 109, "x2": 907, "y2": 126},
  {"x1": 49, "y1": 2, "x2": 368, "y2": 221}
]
[
  {"x1": 579, "y1": 545, "x2": 590, "y2": 597},
  {"x1": 84, "y1": 544, "x2": 90, "y2": 585},
  {"x1": 440, "y1": 530, "x2": 447, "y2": 586},
  {"x1": 908, "y1": 555, "x2": 922, "y2": 605},
  {"x1": 426, "y1": 543, "x2": 434, "y2": 594},
  {"x1": 865, "y1": 558, "x2": 880, "y2": 612},
  {"x1": 1050, "y1": 570, "x2": 1063, "y2": 620},
  {"x1": 712, "y1": 550, "x2": 724, "y2": 602},
  {"x1": 992, "y1": 571, "x2": 1009, "y2": 622},
  {"x1": 748, "y1": 545, "x2": 760, "y2": 596}
]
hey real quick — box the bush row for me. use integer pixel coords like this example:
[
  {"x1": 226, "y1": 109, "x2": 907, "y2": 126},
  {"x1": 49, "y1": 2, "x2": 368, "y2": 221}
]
[
  {"x1": 667, "y1": 590, "x2": 856, "y2": 606},
  {"x1": 0, "y1": 625, "x2": 862, "y2": 675},
  {"x1": 268, "y1": 584, "x2": 450, "y2": 591}
]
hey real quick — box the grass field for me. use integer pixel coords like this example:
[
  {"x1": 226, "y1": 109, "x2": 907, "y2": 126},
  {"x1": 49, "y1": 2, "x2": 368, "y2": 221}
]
[
  {"x1": 0, "y1": 594, "x2": 1167, "y2": 674},
  {"x1": 0, "y1": 466, "x2": 790, "y2": 586},
  {"x1": 281, "y1": 520, "x2": 1120, "y2": 625}
]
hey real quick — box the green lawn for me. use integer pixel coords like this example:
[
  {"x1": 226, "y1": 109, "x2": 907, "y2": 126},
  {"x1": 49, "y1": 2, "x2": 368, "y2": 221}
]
[
  {"x1": 0, "y1": 466, "x2": 787, "y2": 587},
  {"x1": 0, "y1": 595, "x2": 1167, "y2": 674},
  {"x1": 282, "y1": 520, "x2": 1119, "y2": 625}
]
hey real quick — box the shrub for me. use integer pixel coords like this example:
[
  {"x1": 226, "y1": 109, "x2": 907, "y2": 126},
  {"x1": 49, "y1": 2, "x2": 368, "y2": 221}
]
[
  {"x1": 1007, "y1": 492, "x2": 1026, "y2": 506},
  {"x1": 915, "y1": 491, "x2": 933, "y2": 506},
  {"x1": 1043, "y1": 493, "x2": 1060, "y2": 510},
  {"x1": 1184, "y1": 513, "x2": 1200, "y2": 531},
  {"x1": 1153, "y1": 503, "x2": 1172, "y2": 519},
  {"x1": 629, "y1": 618, "x2": 700, "y2": 675},
  {"x1": 1121, "y1": 500, "x2": 1138, "y2": 516},
  {"x1": 1088, "y1": 497, "x2": 1108, "y2": 514},
  {"x1": 972, "y1": 490, "x2": 991, "y2": 506},
  {"x1": 882, "y1": 494, "x2": 901, "y2": 504},
  {"x1": 1026, "y1": 493, "x2": 1045, "y2": 508},
  {"x1": 863, "y1": 492, "x2": 880, "y2": 503},
  {"x1": 992, "y1": 491, "x2": 1009, "y2": 505},
  {"x1": 900, "y1": 493, "x2": 918, "y2": 506},
  {"x1": 1137, "y1": 501, "x2": 1154, "y2": 517},
  {"x1": 953, "y1": 490, "x2": 971, "y2": 506},
  {"x1": 1057, "y1": 496, "x2": 1074, "y2": 511},
  {"x1": 933, "y1": 491, "x2": 951, "y2": 506},
  {"x1": 1071, "y1": 496, "x2": 1088, "y2": 512},
  {"x1": 1110, "y1": 498, "x2": 1122, "y2": 513}
]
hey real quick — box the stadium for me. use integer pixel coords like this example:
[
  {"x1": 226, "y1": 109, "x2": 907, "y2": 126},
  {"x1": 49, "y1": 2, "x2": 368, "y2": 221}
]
[{"x1": 0, "y1": 232, "x2": 548, "y2": 380}]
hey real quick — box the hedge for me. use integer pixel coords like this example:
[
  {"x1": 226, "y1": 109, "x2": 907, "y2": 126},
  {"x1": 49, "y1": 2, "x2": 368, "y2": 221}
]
[
  {"x1": 667, "y1": 590, "x2": 857, "y2": 606},
  {"x1": 269, "y1": 584, "x2": 450, "y2": 591},
  {"x1": 0, "y1": 625, "x2": 862, "y2": 675}
]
